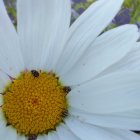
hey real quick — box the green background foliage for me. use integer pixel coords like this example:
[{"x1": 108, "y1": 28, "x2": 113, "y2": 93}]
[{"x1": 4, "y1": 0, "x2": 140, "y2": 28}]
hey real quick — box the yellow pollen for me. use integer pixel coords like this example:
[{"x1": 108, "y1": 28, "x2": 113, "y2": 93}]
[{"x1": 2, "y1": 71, "x2": 68, "y2": 135}]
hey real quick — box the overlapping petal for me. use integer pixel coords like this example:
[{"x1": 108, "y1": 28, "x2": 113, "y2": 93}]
[
  {"x1": 0, "y1": 0, "x2": 24, "y2": 77},
  {"x1": 70, "y1": 107, "x2": 140, "y2": 130},
  {"x1": 68, "y1": 72, "x2": 140, "y2": 114},
  {"x1": 65, "y1": 117, "x2": 140, "y2": 140},
  {"x1": 56, "y1": 0, "x2": 123, "y2": 75},
  {"x1": 98, "y1": 44, "x2": 140, "y2": 77},
  {"x1": 60, "y1": 25, "x2": 139, "y2": 85}
]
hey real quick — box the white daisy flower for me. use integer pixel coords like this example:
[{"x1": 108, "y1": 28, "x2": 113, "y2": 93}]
[{"x1": 0, "y1": 0, "x2": 140, "y2": 140}]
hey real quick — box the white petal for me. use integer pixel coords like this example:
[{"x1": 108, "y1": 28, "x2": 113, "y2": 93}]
[
  {"x1": 48, "y1": 131, "x2": 59, "y2": 140},
  {"x1": 56, "y1": 0, "x2": 123, "y2": 75},
  {"x1": 17, "y1": 0, "x2": 71, "y2": 70},
  {"x1": 0, "y1": 0, "x2": 24, "y2": 77},
  {"x1": 0, "y1": 71, "x2": 11, "y2": 93},
  {"x1": 106, "y1": 129, "x2": 140, "y2": 140},
  {"x1": 61, "y1": 25, "x2": 139, "y2": 85},
  {"x1": 0, "y1": 109, "x2": 25, "y2": 140},
  {"x1": 0, "y1": 108, "x2": 5, "y2": 121},
  {"x1": 0, "y1": 95, "x2": 2, "y2": 106},
  {"x1": 0, "y1": 121, "x2": 18, "y2": 140},
  {"x1": 0, "y1": 71, "x2": 11, "y2": 106},
  {"x1": 17, "y1": 135, "x2": 26, "y2": 140},
  {"x1": 37, "y1": 135, "x2": 48, "y2": 140},
  {"x1": 56, "y1": 124, "x2": 80, "y2": 140},
  {"x1": 65, "y1": 117, "x2": 128, "y2": 140},
  {"x1": 98, "y1": 44, "x2": 140, "y2": 77},
  {"x1": 70, "y1": 107, "x2": 140, "y2": 130},
  {"x1": 68, "y1": 72, "x2": 140, "y2": 114},
  {"x1": 113, "y1": 109, "x2": 140, "y2": 118}
]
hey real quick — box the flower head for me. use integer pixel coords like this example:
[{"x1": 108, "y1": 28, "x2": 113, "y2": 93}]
[{"x1": 0, "y1": 0, "x2": 140, "y2": 140}]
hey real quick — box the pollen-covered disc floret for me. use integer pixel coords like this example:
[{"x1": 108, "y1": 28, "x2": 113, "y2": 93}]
[{"x1": 2, "y1": 71, "x2": 68, "y2": 135}]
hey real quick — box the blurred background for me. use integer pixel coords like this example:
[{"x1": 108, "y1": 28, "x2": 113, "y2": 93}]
[{"x1": 3, "y1": 0, "x2": 140, "y2": 30}]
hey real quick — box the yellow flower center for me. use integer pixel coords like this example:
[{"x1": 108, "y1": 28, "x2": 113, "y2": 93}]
[{"x1": 2, "y1": 71, "x2": 68, "y2": 136}]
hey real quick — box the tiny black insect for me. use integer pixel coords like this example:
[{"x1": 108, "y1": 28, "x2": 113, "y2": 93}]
[
  {"x1": 63, "y1": 86, "x2": 71, "y2": 94},
  {"x1": 61, "y1": 110, "x2": 69, "y2": 118},
  {"x1": 6, "y1": 122, "x2": 11, "y2": 127},
  {"x1": 31, "y1": 70, "x2": 39, "y2": 77}
]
